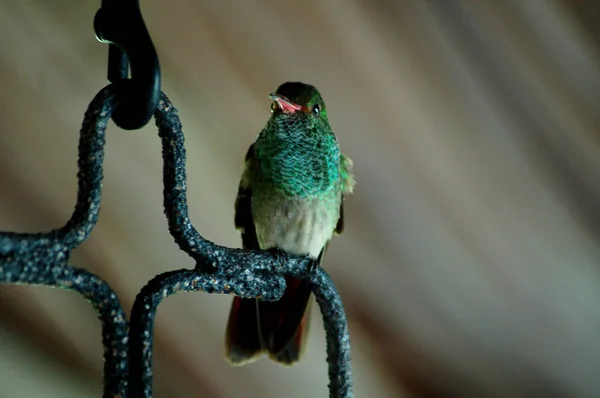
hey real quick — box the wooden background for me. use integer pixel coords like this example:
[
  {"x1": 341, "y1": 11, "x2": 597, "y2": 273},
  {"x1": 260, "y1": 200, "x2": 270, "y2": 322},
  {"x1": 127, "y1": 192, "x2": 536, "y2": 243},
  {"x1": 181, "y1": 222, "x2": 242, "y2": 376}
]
[{"x1": 1, "y1": 1, "x2": 600, "y2": 397}]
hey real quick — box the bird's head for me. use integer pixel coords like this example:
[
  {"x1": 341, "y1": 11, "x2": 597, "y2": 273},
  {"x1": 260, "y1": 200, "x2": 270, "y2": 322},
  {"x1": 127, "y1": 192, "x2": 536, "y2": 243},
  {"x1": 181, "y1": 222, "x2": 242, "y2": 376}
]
[{"x1": 267, "y1": 82, "x2": 332, "y2": 134}]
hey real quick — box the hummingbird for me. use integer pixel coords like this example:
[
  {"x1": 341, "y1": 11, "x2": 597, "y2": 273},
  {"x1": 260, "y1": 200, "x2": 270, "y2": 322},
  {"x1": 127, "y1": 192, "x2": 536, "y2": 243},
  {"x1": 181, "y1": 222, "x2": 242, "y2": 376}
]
[{"x1": 224, "y1": 82, "x2": 355, "y2": 366}]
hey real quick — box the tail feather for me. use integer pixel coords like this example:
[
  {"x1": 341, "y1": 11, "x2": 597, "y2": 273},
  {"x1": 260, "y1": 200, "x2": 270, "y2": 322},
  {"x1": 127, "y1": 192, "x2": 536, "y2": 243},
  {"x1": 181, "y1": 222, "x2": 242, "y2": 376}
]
[
  {"x1": 224, "y1": 297, "x2": 263, "y2": 366},
  {"x1": 259, "y1": 275, "x2": 313, "y2": 364},
  {"x1": 225, "y1": 277, "x2": 314, "y2": 366},
  {"x1": 268, "y1": 298, "x2": 313, "y2": 365},
  {"x1": 225, "y1": 246, "x2": 326, "y2": 366}
]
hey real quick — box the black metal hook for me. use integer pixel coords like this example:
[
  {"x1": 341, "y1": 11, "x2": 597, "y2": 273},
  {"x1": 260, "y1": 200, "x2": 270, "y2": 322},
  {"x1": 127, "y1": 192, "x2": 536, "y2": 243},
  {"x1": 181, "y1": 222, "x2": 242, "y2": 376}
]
[{"x1": 94, "y1": 0, "x2": 161, "y2": 130}]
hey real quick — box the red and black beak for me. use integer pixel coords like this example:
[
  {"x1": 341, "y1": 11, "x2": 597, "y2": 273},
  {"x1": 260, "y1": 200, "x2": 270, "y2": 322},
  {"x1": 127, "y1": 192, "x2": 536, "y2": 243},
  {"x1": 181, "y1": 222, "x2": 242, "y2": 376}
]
[{"x1": 269, "y1": 93, "x2": 304, "y2": 114}]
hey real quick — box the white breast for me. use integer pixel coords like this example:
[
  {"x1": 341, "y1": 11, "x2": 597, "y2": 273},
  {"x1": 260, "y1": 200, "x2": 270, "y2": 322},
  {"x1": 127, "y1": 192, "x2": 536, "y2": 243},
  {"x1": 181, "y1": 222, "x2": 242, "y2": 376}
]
[{"x1": 253, "y1": 196, "x2": 340, "y2": 259}]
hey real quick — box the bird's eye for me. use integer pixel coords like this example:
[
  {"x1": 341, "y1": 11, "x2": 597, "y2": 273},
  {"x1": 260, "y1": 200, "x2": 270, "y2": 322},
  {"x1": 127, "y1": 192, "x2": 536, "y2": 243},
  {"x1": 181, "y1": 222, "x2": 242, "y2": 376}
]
[
  {"x1": 270, "y1": 102, "x2": 278, "y2": 113},
  {"x1": 312, "y1": 104, "x2": 321, "y2": 116}
]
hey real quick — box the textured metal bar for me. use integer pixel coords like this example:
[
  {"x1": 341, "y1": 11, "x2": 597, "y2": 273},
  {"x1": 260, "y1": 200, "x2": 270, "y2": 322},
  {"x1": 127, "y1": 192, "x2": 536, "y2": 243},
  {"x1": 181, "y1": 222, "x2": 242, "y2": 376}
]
[
  {"x1": 124, "y1": 94, "x2": 354, "y2": 398},
  {"x1": 0, "y1": 86, "x2": 128, "y2": 398},
  {"x1": 0, "y1": 87, "x2": 354, "y2": 398}
]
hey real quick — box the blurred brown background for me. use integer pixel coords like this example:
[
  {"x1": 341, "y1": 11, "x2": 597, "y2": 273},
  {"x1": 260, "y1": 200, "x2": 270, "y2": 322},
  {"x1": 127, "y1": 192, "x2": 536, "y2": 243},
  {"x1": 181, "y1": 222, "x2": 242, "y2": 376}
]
[{"x1": 1, "y1": 0, "x2": 600, "y2": 397}]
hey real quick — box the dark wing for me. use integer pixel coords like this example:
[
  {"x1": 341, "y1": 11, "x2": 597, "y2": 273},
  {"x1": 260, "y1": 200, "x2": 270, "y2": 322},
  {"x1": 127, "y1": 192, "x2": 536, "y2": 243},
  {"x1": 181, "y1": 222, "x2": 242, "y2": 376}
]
[
  {"x1": 224, "y1": 144, "x2": 264, "y2": 366},
  {"x1": 335, "y1": 199, "x2": 345, "y2": 234},
  {"x1": 335, "y1": 153, "x2": 354, "y2": 235},
  {"x1": 260, "y1": 270, "x2": 315, "y2": 365},
  {"x1": 234, "y1": 144, "x2": 259, "y2": 249}
]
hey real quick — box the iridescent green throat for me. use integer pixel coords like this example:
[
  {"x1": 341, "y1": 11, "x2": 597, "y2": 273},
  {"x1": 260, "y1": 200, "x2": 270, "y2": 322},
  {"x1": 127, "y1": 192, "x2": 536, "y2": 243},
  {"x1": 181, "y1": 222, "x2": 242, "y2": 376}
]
[{"x1": 254, "y1": 120, "x2": 341, "y2": 198}]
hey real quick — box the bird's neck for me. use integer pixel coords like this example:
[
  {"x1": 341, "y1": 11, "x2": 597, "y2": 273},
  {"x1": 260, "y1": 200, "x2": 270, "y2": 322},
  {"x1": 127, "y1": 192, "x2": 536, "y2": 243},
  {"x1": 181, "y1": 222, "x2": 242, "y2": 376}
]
[{"x1": 255, "y1": 127, "x2": 340, "y2": 198}]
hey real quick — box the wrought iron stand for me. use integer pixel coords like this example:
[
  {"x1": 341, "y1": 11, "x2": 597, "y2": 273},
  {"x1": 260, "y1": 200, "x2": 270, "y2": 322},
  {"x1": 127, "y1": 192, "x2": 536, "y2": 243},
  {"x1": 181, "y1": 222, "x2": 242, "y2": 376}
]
[{"x1": 0, "y1": 2, "x2": 354, "y2": 397}]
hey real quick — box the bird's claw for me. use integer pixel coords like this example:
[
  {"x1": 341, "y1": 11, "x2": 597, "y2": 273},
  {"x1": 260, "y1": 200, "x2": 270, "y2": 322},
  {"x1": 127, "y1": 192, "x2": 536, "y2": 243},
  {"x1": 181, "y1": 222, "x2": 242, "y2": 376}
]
[
  {"x1": 267, "y1": 247, "x2": 288, "y2": 268},
  {"x1": 266, "y1": 248, "x2": 318, "y2": 280},
  {"x1": 308, "y1": 259, "x2": 319, "y2": 278}
]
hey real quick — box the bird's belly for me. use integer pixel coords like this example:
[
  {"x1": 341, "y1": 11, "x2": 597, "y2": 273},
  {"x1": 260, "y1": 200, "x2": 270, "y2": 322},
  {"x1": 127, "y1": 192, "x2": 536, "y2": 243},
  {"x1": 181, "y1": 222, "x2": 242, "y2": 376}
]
[{"x1": 253, "y1": 197, "x2": 339, "y2": 259}]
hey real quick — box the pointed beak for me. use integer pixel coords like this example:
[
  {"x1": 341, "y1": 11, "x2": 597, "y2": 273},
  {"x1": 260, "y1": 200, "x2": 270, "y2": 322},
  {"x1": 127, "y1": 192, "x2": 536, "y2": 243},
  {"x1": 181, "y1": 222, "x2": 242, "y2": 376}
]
[{"x1": 269, "y1": 93, "x2": 303, "y2": 114}]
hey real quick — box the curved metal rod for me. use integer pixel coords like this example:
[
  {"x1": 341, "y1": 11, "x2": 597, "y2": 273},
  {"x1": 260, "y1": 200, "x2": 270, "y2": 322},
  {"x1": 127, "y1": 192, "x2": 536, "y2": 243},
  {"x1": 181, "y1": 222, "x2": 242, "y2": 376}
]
[
  {"x1": 0, "y1": 86, "x2": 129, "y2": 398},
  {"x1": 125, "y1": 93, "x2": 354, "y2": 397},
  {"x1": 0, "y1": 86, "x2": 354, "y2": 397},
  {"x1": 128, "y1": 264, "x2": 353, "y2": 398}
]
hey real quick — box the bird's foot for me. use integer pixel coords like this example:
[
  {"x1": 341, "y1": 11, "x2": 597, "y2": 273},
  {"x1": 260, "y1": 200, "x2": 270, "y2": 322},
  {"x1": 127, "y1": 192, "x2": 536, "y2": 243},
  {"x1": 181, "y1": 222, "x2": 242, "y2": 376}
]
[
  {"x1": 308, "y1": 258, "x2": 320, "y2": 278},
  {"x1": 267, "y1": 247, "x2": 288, "y2": 268}
]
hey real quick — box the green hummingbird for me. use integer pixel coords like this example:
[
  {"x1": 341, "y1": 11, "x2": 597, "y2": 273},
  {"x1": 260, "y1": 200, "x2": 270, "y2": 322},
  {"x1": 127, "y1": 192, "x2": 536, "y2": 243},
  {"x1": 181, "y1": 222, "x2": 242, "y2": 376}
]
[{"x1": 224, "y1": 82, "x2": 355, "y2": 366}]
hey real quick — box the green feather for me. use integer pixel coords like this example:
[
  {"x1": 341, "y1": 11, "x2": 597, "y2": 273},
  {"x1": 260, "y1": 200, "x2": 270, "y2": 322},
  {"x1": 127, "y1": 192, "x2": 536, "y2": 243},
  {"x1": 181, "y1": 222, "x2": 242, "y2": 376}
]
[{"x1": 253, "y1": 82, "x2": 344, "y2": 198}]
